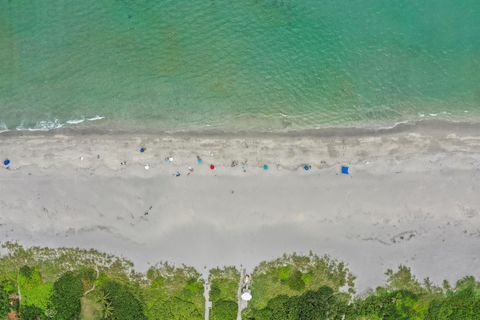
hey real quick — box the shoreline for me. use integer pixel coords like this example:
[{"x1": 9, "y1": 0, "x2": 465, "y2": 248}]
[
  {"x1": 2, "y1": 118, "x2": 480, "y2": 139},
  {"x1": 1, "y1": 120, "x2": 480, "y2": 291}
]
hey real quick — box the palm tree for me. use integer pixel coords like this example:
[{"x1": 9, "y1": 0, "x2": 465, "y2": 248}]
[
  {"x1": 102, "y1": 300, "x2": 113, "y2": 319},
  {"x1": 97, "y1": 290, "x2": 113, "y2": 319}
]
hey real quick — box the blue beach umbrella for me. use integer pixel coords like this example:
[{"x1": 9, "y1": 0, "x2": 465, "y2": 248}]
[
  {"x1": 139, "y1": 147, "x2": 146, "y2": 153},
  {"x1": 341, "y1": 166, "x2": 349, "y2": 175},
  {"x1": 3, "y1": 159, "x2": 10, "y2": 167},
  {"x1": 303, "y1": 165, "x2": 311, "y2": 171}
]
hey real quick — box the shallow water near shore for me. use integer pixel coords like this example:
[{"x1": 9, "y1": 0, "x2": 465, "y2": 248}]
[{"x1": 1, "y1": 0, "x2": 479, "y2": 131}]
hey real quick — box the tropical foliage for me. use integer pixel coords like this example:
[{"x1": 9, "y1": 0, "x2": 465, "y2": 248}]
[
  {"x1": 49, "y1": 271, "x2": 84, "y2": 319},
  {"x1": 0, "y1": 243, "x2": 479, "y2": 320},
  {"x1": 246, "y1": 252, "x2": 355, "y2": 312},
  {"x1": 209, "y1": 266, "x2": 239, "y2": 320},
  {"x1": 143, "y1": 263, "x2": 204, "y2": 320},
  {"x1": 0, "y1": 282, "x2": 8, "y2": 317},
  {"x1": 245, "y1": 265, "x2": 480, "y2": 320},
  {"x1": 100, "y1": 280, "x2": 147, "y2": 320}
]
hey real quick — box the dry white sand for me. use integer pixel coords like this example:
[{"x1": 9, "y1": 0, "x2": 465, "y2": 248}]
[{"x1": 1, "y1": 121, "x2": 480, "y2": 291}]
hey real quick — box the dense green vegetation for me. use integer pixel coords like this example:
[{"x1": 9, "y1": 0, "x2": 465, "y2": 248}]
[
  {"x1": 0, "y1": 281, "x2": 8, "y2": 318},
  {"x1": 49, "y1": 271, "x2": 85, "y2": 319},
  {"x1": 209, "y1": 266, "x2": 240, "y2": 320},
  {"x1": 17, "y1": 266, "x2": 53, "y2": 313},
  {"x1": 101, "y1": 280, "x2": 147, "y2": 320},
  {"x1": 245, "y1": 263, "x2": 480, "y2": 320},
  {"x1": 143, "y1": 262, "x2": 204, "y2": 320},
  {"x1": 0, "y1": 242, "x2": 142, "y2": 320},
  {"x1": 245, "y1": 252, "x2": 356, "y2": 313},
  {"x1": 0, "y1": 243, "x2": 479, "y2": 319}
]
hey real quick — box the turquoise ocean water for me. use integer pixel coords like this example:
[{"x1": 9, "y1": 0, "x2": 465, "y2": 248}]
[{"x1": 0, "y1": 0, "x2": 479, "y2": 131}]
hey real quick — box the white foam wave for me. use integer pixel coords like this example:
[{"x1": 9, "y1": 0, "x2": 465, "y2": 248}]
[
  {"x1": 15, "y1": 120, "x2": 26, "y2": 131},
  {"x1": 0, "y1": 122, "x2": 8, "y2": 133},
  {"x1": 16, "y1": 119, "x2": 64, "y2": 131},
  {"x1": 32, "y1": 119, "x2": 64, "y2": 131},
  {"x1": 87, "y1": 115, "x2": 105, "y2": 121},
  {"x1": 12, "y1": 115, "x2": 105, "y2": 132},
  {"x1": 66, "y1": 118, "x2": 85, "y2": 124},
  {"x1": 376, "y1": 120, "x2": 410, "y2": 130}
]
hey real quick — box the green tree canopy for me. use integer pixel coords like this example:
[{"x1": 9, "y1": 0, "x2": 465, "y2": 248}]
[
  {"x1": 0, "y1": 283, "x2": 8, "y2": 318},
  {"x1": 50, "y1": 271, "x2": 84, "y2": 320},
  {"x1": 287, "y1": 270, "x2": 306, "y2": 291},
  {"x1": 290, "y1": 286, "x2": 348, "y2": 320},
  {"x1": 20, "y1": 304, "x2": 45, "y2": 320},
  {"x1": 426, "y1": 276, "x2": 480, "y2": 320},
  {"x1": 101, "y1": 280, "x2": 147, "y2": 320},
  {"x1": 384, "y1": 266, "x2": 424, "y2": 294},
  {"x1": 211, "y1": 300, "x2": 237, "y2": 320},
  {"x1": 351, "y1": 289, "x2": 424, "y2": 320},
  {"x1": 250, "y1": 286, "x2": 349, "y2": 320},
  {"x1": 20, "y1": 265, "x2": 34, "y2": 279}
]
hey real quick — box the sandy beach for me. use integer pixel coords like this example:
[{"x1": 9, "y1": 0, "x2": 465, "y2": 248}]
[{"x1": 1, "y1": 120, "x2": 479, "y2": 291}]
